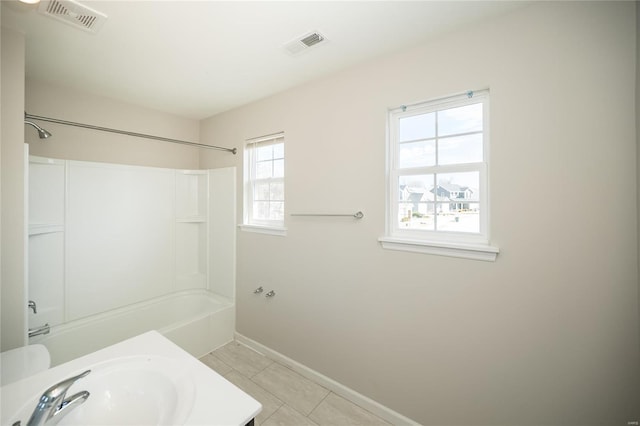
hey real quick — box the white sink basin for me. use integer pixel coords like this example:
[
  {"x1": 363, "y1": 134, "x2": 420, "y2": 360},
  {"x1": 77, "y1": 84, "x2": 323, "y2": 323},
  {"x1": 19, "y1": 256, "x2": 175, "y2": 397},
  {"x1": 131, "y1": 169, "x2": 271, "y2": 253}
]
[
  {"x1": 1, "y1": 332, "x2": 261, "y2": 426},
  {"x1": 11, "y1": 355, "x2": 195, "y2": 425},
  {"x1": 60, "y1": 356, "x2": 195, "y2": 426}
]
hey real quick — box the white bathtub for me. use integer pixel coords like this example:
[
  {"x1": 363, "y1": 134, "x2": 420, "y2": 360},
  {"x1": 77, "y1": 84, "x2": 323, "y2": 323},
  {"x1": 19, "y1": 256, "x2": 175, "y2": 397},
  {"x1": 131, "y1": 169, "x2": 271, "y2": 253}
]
[{"x1": 29, "y1": 290, "x2": 235, "y2": 366}]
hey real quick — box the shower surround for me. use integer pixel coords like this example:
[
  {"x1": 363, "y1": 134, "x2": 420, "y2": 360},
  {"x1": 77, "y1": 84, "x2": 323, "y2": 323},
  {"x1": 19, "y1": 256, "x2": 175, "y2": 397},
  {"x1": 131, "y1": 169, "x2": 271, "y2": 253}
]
[{"x1": 27, "y1": 156, "x2": 236, "y2": 363}]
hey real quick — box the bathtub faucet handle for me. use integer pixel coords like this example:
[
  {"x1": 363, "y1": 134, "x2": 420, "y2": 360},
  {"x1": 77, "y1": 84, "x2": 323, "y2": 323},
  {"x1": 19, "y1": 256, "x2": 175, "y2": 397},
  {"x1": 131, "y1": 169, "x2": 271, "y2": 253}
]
[
  {"x1": 254, "y1": 286, "x2": 263, "y2": 294},
  {"x1": 28, "y1": 300, "x2": 37, "y2": 314},
  {"x1": 265, "y1": 290, "x2": 276, "y2": 298}
]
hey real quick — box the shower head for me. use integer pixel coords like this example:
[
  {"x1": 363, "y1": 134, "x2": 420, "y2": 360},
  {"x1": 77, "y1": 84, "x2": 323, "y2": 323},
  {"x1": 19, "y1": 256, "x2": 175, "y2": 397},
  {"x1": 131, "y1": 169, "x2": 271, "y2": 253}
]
[{"x1": 24, "y1": 120, "x2": 52, "y2": 139}]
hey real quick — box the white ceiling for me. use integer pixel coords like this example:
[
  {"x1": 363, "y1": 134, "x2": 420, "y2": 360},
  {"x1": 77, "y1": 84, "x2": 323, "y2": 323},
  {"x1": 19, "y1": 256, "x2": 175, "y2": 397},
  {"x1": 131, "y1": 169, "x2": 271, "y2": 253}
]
[{"x1": 2, "y1": 1, "x2": 528, "y2": 120}]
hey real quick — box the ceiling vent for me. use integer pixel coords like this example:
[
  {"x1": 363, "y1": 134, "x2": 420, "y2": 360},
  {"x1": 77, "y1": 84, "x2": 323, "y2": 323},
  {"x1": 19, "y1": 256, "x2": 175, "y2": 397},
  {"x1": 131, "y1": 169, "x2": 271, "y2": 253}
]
[
  {"x1": 283, "y1": 31, "x2": 326, "y2": 55},
  {"x1": 37, "y1": 0, "x2": 107, "y2": 34}
]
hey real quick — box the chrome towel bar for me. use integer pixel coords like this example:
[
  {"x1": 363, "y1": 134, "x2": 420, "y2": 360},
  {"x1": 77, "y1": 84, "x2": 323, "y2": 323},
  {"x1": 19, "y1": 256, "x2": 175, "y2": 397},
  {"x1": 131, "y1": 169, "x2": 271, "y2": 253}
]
[{"x1": 290, "y1": 211, "x2": 364, "y2": 219}]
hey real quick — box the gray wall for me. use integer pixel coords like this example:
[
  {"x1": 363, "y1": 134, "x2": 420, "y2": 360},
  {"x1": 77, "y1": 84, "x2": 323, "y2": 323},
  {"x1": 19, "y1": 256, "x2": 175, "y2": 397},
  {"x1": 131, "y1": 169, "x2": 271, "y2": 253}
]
[
  {"x1": 637, "y1": 0, "x2": 640, "y2": 393},
  {"x1": 200, "y1": 2, "x2": 640, "y2": 424},
  {"x1": 1, "y1": 27, "x2": 27, "y2": 351}
]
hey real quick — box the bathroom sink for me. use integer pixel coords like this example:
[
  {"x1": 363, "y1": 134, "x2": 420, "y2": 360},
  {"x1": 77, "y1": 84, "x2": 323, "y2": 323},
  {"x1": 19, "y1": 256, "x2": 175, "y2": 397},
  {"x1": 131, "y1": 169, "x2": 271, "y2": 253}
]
[
  {"x1": 12, "y1": 356, "x2": 195, "y2": 426},
  {"x1": 60, "y1": 356, "x2": 195, "y2": 425},
  {"x1": 67, "y1": 356, "x2": 195, "y2": 425},
  {"x1": 1, "y1": 331, "x2": 261, "y2": 426}
]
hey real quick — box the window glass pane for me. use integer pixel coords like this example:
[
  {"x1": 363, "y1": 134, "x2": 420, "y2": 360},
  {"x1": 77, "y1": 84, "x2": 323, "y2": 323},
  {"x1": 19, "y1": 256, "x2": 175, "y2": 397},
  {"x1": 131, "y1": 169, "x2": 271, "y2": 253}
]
[
  {"x1": 399, "y1": 112, "x2": 435, "y2": 142},
  {"x1": 273, "y1": 143, "x2": 284, "y2": 159},
  {"x1": 435, "y1": 172, "x2": 479, "y2": 201},
  {"x1": 399, "y1": 140, "x2": 436, "y2": 168},
  {"x1": 438, "y1": 103, "x2": 482, "y2": 136},
  {"x1": 438, "y1": 133, "x2": 483, "y2": 165},
  {"x1": 273, "y1": 159, "x2": 284, "y2": 178},
  {"x1": 398, "y1": 202, "x2": 435, "y2": 230},
  {"x1": 399, "y1": 174, "x2": 435, "y2": 201},
  {"x1": 254, "y1": 182, "x2": 269, "y2": 201},
  {"x1": 270, "y1": 182, "x2": 284, "y2": 201},
  {"x1": 256, "y1": 161, "x2": 272, "y2": 179},
  {"x1": 433, "y1": 172, "x2": 479, "y2": 233},
  {"x1": 398, "y1": 174, "x2": 435, "y2": 230},
  {"x1": 436, "y1": 202, "x2": 480, "y2": 233},
  {"x1": 270, "y1": 202, "x2": 284, "y2": 221},
  {"x1": 256, "y1": 145, "x2": 273, "y2": 161},
  {"x1": 253, "y1": 201, "x2": 269, "y2": 220}
]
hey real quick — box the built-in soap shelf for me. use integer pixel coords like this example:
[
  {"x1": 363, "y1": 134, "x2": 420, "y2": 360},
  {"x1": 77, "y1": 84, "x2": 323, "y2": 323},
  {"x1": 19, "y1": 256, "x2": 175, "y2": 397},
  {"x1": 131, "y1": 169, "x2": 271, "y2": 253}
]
[
  {"x1": 176, "y1": 216, "x2": 206, "y2": 223},
  {"x1": 29, "y1": 224, "x2": 65, "y2": 236}
]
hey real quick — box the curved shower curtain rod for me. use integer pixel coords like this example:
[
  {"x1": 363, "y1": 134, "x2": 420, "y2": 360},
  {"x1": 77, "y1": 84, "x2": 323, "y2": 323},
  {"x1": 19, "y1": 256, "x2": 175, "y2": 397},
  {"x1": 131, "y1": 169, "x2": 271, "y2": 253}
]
[{"x1": 24, "y1": 112, "x2": 237, "y2": 154}]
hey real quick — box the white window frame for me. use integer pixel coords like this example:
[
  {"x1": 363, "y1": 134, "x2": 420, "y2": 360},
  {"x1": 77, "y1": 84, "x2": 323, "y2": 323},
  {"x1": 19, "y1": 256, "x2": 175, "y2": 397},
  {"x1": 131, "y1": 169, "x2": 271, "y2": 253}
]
[
  {"x1": 240, "y1": 132, "x2": 287, "y2": 236},
  {"x1": 379, "y1": 90, "x2": 499, "y2": 261}
]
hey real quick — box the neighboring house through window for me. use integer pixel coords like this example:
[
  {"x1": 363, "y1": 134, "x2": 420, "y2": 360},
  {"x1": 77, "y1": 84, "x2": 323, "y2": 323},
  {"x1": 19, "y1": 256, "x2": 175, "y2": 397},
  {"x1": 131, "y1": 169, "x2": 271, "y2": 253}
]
[
  {"x1": 241, "y1": 132, "x2": 286, "y2": 236},
  {"x1": 380, "y1": 90, "x2": 499, "y2": 261}
]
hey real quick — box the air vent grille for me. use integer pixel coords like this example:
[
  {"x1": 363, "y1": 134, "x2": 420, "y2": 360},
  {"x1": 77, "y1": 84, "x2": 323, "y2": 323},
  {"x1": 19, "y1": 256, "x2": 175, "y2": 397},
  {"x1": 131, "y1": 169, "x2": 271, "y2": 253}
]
[
  {"x1": 38, "y1": 0, "x2": 107, "y2": 33},
  {"x1": 300, "y1": 33, "x2": 324, "y2": 47},
  {"x1": 284, "y1": 31, "x2": 327, "y2": 55}
]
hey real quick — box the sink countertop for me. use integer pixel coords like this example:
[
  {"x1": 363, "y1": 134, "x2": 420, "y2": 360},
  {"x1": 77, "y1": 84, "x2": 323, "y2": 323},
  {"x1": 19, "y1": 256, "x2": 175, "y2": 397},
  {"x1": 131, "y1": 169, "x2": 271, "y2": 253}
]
[{"x1": 0, "y1": 331, "x2": 261, "y2": 426}]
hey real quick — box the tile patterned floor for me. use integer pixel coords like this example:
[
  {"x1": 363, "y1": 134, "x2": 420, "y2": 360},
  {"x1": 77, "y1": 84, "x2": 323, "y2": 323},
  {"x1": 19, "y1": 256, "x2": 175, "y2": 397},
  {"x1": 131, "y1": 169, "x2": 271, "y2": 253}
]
[{"x1": 199, "y1": 341, "x2": 391, "y2": 426}]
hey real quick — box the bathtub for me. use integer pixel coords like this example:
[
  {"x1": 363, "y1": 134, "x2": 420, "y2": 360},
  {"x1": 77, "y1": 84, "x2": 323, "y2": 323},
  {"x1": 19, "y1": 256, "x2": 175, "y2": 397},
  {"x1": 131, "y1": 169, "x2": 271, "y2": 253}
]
[{"x1": 29, "y1": 290, "x2": 235, "y2": 366}]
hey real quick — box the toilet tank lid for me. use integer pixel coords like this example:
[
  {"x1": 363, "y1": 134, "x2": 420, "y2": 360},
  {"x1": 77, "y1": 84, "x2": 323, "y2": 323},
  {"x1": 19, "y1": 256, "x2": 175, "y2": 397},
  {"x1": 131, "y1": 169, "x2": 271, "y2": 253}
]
[{"x1": 0, "y1": 344, "x2": 51, "y2": 386}]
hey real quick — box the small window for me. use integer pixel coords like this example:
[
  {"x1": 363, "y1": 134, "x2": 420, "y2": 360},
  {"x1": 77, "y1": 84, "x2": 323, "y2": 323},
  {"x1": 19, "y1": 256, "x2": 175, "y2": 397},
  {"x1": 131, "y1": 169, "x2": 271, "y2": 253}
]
[
  {"x1": 380, "y1": 90, "x2": 498, "y2": 261},
  {"x1": 242, "y1": 132, "x2": 286, "y2": 235}
]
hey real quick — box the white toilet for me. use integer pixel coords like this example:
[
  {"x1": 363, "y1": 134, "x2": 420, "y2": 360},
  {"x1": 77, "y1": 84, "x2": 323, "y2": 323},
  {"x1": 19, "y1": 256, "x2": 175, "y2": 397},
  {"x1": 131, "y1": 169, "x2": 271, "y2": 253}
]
[{"x1": 0, "y1": 344, "x2": 51, "y2": 386}]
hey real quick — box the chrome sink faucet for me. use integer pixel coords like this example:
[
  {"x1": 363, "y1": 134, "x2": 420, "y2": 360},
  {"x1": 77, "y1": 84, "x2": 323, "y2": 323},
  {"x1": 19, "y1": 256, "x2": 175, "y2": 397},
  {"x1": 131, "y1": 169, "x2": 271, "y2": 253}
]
[{"x1": 26, "y1": 370, "x2": 91, "y2": 426}]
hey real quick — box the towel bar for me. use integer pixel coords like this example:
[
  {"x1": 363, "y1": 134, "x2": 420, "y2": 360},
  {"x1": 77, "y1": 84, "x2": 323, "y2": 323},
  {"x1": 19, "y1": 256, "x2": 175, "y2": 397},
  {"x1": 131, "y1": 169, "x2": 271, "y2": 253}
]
[{"x1": 290, "y1": 211, "x2": 364, "y2": 219}]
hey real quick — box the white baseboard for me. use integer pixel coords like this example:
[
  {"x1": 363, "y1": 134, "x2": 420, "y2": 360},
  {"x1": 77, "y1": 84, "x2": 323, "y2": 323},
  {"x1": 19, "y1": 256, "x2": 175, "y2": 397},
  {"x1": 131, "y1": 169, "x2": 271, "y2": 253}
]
[{"x1": 234, "y1": 332, "x2": 420, "y2": 426}]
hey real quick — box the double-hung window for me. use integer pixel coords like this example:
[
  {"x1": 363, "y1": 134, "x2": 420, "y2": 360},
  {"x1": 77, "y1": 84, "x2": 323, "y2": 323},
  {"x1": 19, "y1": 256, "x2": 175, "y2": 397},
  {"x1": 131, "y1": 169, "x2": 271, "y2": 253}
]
[
  {"x1": 380, "y1": 90, "x2": 498, "y2": 261},
  {"x1": 242, "y1": 132, "x2": 286, "y2": 235}
]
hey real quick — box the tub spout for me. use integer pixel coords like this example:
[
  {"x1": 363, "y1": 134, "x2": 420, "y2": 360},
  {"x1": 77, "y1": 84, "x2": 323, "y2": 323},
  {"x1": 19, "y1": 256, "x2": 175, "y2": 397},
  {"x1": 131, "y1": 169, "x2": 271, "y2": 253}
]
[{"x1": 28, "y1": 324, "x2": 50, "y2": 338}]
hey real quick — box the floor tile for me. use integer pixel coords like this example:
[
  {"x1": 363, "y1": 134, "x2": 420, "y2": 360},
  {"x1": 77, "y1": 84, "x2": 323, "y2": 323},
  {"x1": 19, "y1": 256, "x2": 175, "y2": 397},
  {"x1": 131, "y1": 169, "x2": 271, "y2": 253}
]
[
  {"x1": 199, "y1": 353, "x2": 233, "y2": 375},
  {"x1": 224, "y1": 370, "x2": 284, "y2": 424},
  {"x1": 263, "y1": 404, "x2": 319, "y2": 426},
  {"x1": 212, "y1": 341, "x2": 273, "y2": 377},
  {"x1": 309, "y1": 392, "x2": 391, "y2": 425},
  {"x1": 252, "y1": 363, "x2": 330, "y2": 416}
]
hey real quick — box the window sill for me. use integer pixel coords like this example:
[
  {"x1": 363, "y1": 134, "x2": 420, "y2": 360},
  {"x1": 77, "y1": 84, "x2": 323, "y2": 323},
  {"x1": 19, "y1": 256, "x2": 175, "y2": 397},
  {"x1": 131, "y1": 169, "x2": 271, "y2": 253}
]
[
  {"x1": 378, "y1": 236, "x2": 499, "y2": 261},
  {"x1": 239, "y1": 224, "x2": 287, "y2": 237}
]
